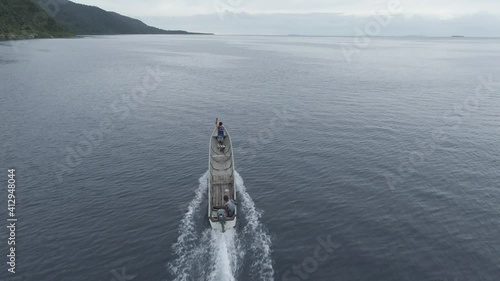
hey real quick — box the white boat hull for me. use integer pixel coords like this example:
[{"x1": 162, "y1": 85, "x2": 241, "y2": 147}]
[
  {"x1": 209, "y1": 219, "x2": 237, "y2": 231},
  {"x1": 208, "y1": 127, "x2": 237, "y2": 231}
]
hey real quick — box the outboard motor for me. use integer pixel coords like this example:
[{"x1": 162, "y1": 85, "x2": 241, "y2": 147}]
[{"x1": 217, "y1": 209, "x2": 226, "y2": 232}]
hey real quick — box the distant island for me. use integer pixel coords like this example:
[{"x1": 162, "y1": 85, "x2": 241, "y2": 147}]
[
  {"x1": 452, "y1": 35, "x2": 465, "y2": 38},
  {"x1": 0, "y1": 0, "x2": 212, "y2": 40}
]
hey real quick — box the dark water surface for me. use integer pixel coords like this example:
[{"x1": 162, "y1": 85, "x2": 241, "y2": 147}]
[{"x1": 1, "y1": 35, "x2": 499, "y2": 281}]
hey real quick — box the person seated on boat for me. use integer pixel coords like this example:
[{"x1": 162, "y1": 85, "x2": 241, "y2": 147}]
[
  {"x1": 216, "y1": 122, "x2": 225, "y2": 144},
  {"x1": 223, "y1": 195, "x2": 236, "y2": 217}
]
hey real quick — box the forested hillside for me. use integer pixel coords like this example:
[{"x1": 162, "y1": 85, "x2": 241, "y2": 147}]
[
  {"x1": 0, "y1": 0, "x2": 73, "y2": 38},
  {"x1": 54, "y1": 1, "x2": 196, "y2": 35}
]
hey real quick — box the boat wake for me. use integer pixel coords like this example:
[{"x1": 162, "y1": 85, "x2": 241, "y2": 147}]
[{"x1": 168, "y1": 171, "x2": 274, "y2": 281}]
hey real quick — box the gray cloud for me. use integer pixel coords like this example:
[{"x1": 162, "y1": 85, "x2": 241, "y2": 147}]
[
  {"x1": 71, "y1": 0, "x2": 500, "y2": 36},
  {"x1": 139, "y1": 12, "x2": 500, "y2": 37},
  {"x1": 74, "y1": 0, "x2": 500, "y2": 17}
]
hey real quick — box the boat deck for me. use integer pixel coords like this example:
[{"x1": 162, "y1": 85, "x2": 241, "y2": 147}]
[{"x1": 209, "y1": 132, "x2": 235, "y2": 215}]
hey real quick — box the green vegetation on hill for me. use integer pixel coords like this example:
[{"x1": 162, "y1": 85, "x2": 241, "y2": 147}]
[
  {"x1": 0, "y1": 0, "x2": 74, "y2": 38},
  {"x1": 54, "y1": 2, "x2": 198, "y2": 35},
  {"x1": 0, "y1": 0, "x2": 211, "y2": 40}
]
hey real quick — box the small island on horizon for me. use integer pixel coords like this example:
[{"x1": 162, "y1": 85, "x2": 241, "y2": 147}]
[{"x1": 0, "y1": 0, "x2": 213, "y2": 41}]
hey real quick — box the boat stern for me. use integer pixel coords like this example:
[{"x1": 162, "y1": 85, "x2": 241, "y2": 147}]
[{"x1": 209, "y1": 216, "x2": 237, "y2": 232}]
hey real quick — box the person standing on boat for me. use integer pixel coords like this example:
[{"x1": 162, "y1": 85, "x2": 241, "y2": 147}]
[
  {"x1": 216, "y1": 121, "x2": 225, "y2": 143},
  {"x1": 223, "y1": 195, "x2": 236, "y2": 217}
]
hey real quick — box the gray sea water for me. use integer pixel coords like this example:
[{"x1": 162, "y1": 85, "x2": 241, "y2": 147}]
[{"x1": 1, "y1": 35, "x2": 499, "y2": 281}]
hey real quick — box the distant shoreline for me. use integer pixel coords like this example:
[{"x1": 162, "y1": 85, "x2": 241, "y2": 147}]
[{"x1": 0, "y1": 32, "x2": 214, "y2": 42}]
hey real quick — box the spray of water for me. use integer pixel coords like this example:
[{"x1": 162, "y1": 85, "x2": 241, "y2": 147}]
[
  {"x1": 235, "y1": 172, "x2": 275, "y2": 281},
  {"x1": 168, "y1": 171, "x2": 274, "y2": 281},
  {"x1": 169, "y1": 172, "x2": 209, "y2": 281}
]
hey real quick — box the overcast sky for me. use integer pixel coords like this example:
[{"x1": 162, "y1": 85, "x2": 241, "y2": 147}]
[
  {"x1": 70, "y1": 0, "x2": 500, "y2": 36},
  {"x1": 73, "y1": 0, "x2": 500, "y2": 17}
]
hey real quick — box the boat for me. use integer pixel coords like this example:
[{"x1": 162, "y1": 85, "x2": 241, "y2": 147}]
[{"x1": 208, "y1": 121, "x2": 237, "y2": 232}]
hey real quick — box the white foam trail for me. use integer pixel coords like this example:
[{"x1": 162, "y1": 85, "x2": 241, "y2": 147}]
[
  {"x1": 208, "y1": 229, "x2": 239, "y2": 281},
  {"x1": 169, "y1": 171, "x2": 274, "y2": 281},
  {"x1": 235, "y1": 172, "x2": 275, "y2": 281},
  {"x1": 169, "y1": 172, "x2": 209, "y2": 281}
]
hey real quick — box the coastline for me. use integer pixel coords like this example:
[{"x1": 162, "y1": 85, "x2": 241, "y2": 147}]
[
  {"x1": 0, "y1": 32, "x2": 214, "y2": 42},
  {"x1": 0, "y1": 32, "x2": 75, "y2": 41}
]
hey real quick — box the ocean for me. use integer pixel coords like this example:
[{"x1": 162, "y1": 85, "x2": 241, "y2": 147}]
[{"x1": 0, "y1": 35, "x2": 499, "y2": 281}]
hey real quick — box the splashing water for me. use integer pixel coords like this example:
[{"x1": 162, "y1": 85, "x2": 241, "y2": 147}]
[
  {"x1": 168, "y1": 172, "x2": 208, "y2": 281},
  {"x1": 235, "y1": 172, "x2": 275, "y2": 281},
  {"x1": 168, "y1": 171, "x2": 274, "y2": 281}
]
